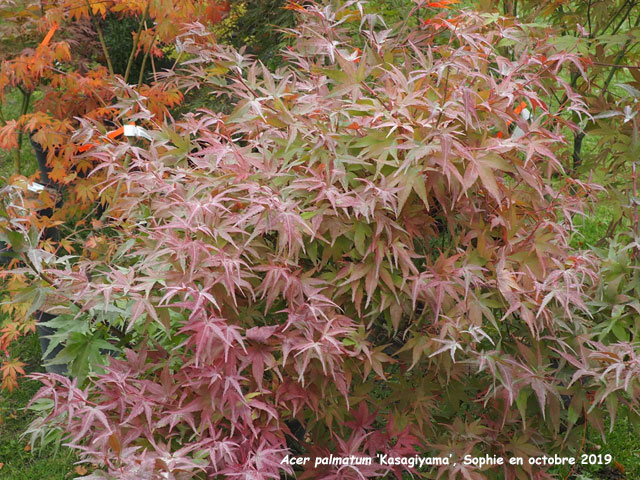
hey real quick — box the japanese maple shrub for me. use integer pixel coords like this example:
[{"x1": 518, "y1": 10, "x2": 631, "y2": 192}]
[
  {"x1": 15, "y1": 2, "x2": 640, "y2": 479},
  {"x1": 0, "y1": 0, "x2": 233, "y2": 383}
]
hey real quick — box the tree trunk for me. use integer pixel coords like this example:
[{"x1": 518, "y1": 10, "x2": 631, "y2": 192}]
[{"x1": 573, "y1": 131, "x2": 585, "y2": 172}]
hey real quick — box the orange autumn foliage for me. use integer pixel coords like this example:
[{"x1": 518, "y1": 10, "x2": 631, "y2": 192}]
[{"x1": 0, "y1": 0, "x2": 228, "y2": 391}]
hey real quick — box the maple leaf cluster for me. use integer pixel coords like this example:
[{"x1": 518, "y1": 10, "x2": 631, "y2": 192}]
[
  {"x1": 0, "y1": 0, "x2": 233, "y2": 222},
  {"x1": 0, "y1": 0, "x2": 236, "y2": 373},
  {"x1": 2, "y1": 2, "x2": 639, "y2": 480}
]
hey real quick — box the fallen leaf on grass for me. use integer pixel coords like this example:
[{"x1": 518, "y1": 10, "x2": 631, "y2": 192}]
[{"x1": 75, "y1": 465, "x2": 88, "y2": 475}]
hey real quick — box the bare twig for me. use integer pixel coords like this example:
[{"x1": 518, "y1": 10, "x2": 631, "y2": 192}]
[
  {"x1": 13, "y1": 90, "x2": 32, "y2": 175},
  {"x1": 633, "y1": 162, "x2": 639, "y2": 241},
  {"x1": 599, "y1": 0, "x2": 634, "y2": 36},
  {"x1": 84, "y1": 0, "x2": 114, "y2": 75},
  {"x1": 562, "y1": 407, "x2": 589, "y2": 480},
  {"x1": 602, "y1": 38, "x2": 640, "y2": 95},
  {"x1": 138, "y1": 31, "x2": 158, "y2": 86},
  {"x1": 611, "y1": 1, "x2": 638, "y2": 36},
  {"x1": 593, "y1": 61, "x2": 640, "y2": 69},
  {"x1": 434, "y1": 65, "x2": 450, "y2": 130},
  {"x1": 124, "y1": 0, "x2": 151, "y2": 84}
]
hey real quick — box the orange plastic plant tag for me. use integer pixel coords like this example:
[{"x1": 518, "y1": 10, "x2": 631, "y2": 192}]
[
  {"x1": 38, "y1": 22, "x2": 58, "y2": 50},
  {"x1": 77, "y1": 124, "x2": 133, "y2": 153},
  {"x1": 496, "y1": 101, "x2": 529, "y2": 138}
]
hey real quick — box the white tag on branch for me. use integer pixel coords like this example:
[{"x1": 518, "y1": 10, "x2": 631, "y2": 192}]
[
  {"x1": 27, "y1": 182, "x2": 45, "y2": 193},
  {"x1": 124, "y1": 124, "x2": 153, "y2": 140},
  {"x1": 511, "y1": 107, "x2": 530, "y2": 140}
]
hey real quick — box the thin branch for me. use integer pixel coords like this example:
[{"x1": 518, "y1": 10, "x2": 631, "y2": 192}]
[
  {"x1": 149, "y1": 26, "x2": 158, "y2": 83},
  {"x1": 599, "y1": 0, "x2": 633, "y2": 36},
  {"x1": 398, "y1": 3, "x2": 421, "y2": 36},
  {"x1": 556, "y1": 4, "x2": 638, "y2": 108},
  {"x1": 602, "y1": 32, "x2": 640, "y2": 95},
  {"x1": 169, "y1": 49, "x2": 184, "y2": 73},
  {"x1": 84, "y1": 0, "x2": 114, "y2": 76},
  {"x1": 572, "y1": 131, "x2": 585, "y2": 172},
  {"x1": 593, "y1": 61, "x2": 640, "y2": 68},
  {"x1": 232, "y1": 71, "x2": 279, "y2": 114},
  {"x1": 611, "y1": 1, "x2": 638, "y2": 36},
  {"x1": 13, "y1": 90, "x2": 31, "y2": 175},
  {"x1": 137, "y1": 31, "x2": 158, "y2": 85},
  {"x1": 633, "y1": 162, "x2": 639, "y2": 239},
  {"x1": 435, "y1": 65, "x2": 450, "y2": 130},
  {"x1": 361, "y1": 81, "x2": 393, "y2": 114},
  {"x1": 140, "y1": 19, "x2": 159, "y2": 82},
  {"x1": 562, "y1": 407, "x2": 589, "y2": 480},
  {"x1": 124, "y1": 0, "x2": 151, "y2": 84}
]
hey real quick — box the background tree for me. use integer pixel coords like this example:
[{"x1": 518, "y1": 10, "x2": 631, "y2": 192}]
[{"x1": 491, "y1": 0, "x2": 640, "y2": 242}]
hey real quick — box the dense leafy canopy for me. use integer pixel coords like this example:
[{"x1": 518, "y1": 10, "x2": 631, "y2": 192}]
[{"x1": 2, "y1": 1, "x2": 640, "y2": 479}]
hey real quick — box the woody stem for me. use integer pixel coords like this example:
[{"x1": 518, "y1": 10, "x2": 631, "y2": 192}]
[
  {"x1": 124, "y1": 0, "x2": 151, "y2": 84},
  {"x1": 84, "y1": 0, "x2": 114, "y2": 76}
]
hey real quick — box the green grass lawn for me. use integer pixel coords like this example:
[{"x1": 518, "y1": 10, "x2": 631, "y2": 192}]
[
  {"x1": 579, "y1": 414, "x2": 640, "y2": 479},
  {"x1": 549, "y1": 409, "x2": 640, "y2": 480},
  {"x1": 0, "y1": 334, "x2": 77, "y2": 479}
]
